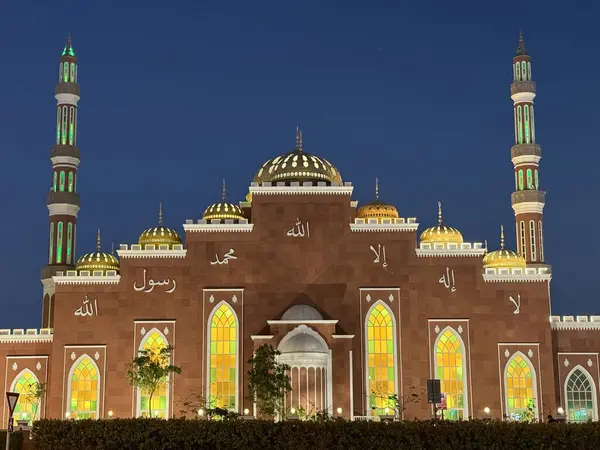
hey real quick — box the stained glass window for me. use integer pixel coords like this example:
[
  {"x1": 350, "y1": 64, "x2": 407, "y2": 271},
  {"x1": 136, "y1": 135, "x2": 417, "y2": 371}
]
[
  {"x1": 56, "y1": 222, "x2": 63, "y2": 263},
  {"x1": 139, "y1": 329, "x2": 169, "y2": 418},
  {"x1": 566, "y1": 368, "x2": 595, "y2": 422},
  {"x1": 11, "y1": 370, "x2": 40, "y2": 425},
  {"x1": 367, "y1": 303, "x2": 395, "y2": 415},
  {"x1": 69, "y1": 356, "x2": 99, "y2": 419},
  {"x1": 209, "y1": 303, "x2": 237, "y2": 410},
  {"x1": 67, "y1": 223, "x2": 73, "y2": 264},
  {"x1": 505, "y1": 354, "x2": 535, "y2": 420},
  {"x1": 435, "y1": 328, "x2": 466, "y2": 420}
]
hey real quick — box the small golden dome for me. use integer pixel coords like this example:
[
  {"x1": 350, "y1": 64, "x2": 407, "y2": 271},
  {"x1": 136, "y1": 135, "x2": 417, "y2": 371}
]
[
  {"x1": 420, "y1": 201, "x2": 464, "y2": 245},
  {"x1": 252, "y1": 127, "x2": 342, "y2": 185},
  {"x1": 138, "y1": 204, "x2": 182, "y2": 248},
  {"x1": 483, "y1": 225, "x2": 526, "y2": 269},
  {"x1": 75, "y1": 229, "x2": 120, "y2": 273},
  {"x1": 356, "y1": 178, "x2": 399, "y2": 222},
  {"x1": 245, "y1": 192, "x2": 252, "y2": 203},
  {"x1": 203, "y1": 180, "x2": 245, "y2": 222}
]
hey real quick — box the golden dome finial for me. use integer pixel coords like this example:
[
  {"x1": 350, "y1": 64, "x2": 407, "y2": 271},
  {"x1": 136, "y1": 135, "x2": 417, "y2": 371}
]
[
  {"x1": 437, "y1": 201, "x2": 443, "y2": 225},
  {"x1": 500, "y1": 225, "x2": 505, "y2": 250},
  {"x1": 482, "y1": 224, "x2": 525, "y2": 269},
  {"x1": 295, "y1": 126, "x2": 303, "y2": 152},
  {"x1": 96, "y1": 228, "x2": 101, "y2": 251},
  {"x1": 158, "y1": 202, "x2": 163, "y2": 226},
  {"x1": 375, "y1": 177, "x2": 379, "y2": 201},
  {"x1": 419, "y1": 201, "x2": 463, "y2": 245},
  {"x1": 221, "y1": 179, "x2": 227, "y2": 202},
  {"x1": 111, "y1": 242, "x2": 115, "y2": 255}
]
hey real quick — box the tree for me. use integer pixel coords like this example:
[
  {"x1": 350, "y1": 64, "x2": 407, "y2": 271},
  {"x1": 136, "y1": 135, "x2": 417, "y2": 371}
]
[
  {"x1": 370, "y1": 385, "x2": 424, "y2": 419},
  {"x1": 247, "y1": 344, "x2": 291, "y2": 418},
  {"x1": 30, "y1": 381, "x2": 46, "y2": 420},
  {"x1": 127, "y1": 345, "x2": 182, "y2": 417}
]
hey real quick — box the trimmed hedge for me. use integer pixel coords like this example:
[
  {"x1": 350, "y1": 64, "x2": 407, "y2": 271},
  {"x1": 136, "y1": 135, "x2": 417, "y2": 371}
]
[
  {"x1": 0, "y1": 431, "x2": 24, "y2": 450},
  {"x1": 32, "y1": 418, "x2": 600, "y2": 450}
]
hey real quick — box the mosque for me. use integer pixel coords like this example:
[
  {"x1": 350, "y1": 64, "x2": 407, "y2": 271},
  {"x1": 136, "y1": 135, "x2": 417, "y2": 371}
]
[{"x1": 0, "y1": 34, "x2": 599, "y2": 425}]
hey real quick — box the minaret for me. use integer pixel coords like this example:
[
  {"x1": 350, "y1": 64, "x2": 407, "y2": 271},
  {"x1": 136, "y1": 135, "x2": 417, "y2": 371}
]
[
  {"x1": 40, "y1": 35, "x2": 81, "y2": 328},
  {"x1": 510, "y1": 32, "x2": 546, "y2": 265}
]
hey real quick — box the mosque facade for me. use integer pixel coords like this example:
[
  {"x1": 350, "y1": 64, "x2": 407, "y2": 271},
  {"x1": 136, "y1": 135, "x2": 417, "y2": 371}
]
[{"x1": 0, "y1": 34, "x2": 599, "y2": 425}]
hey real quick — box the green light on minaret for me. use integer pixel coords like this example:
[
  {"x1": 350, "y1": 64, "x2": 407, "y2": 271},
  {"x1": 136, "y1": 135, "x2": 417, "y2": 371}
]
[{"x1": 62, "y1": 45, "x2": 75, "y2": 57}]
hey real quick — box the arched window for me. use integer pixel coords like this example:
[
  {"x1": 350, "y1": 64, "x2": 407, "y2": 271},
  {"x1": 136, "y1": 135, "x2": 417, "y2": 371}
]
[
  {"x1": 56, "y1": 222, "x2": 63, "y2": 263},
  {"x1": 527, "y1": 62, "x2": 532, "y2": 81},
  {"x1": 538, "y1": 221, "x2": 544, "y2": 262},
  {"x1": 531, "y1": 106, "x2": 535, "y2": 142},
  {"x1": 524, "y1": 105, "x2": 530, "y2": 143},
  {"x1": 366, "y1": 302, "x2": 397, "y2": 414},
  {"x1": 59, "y1": 171, "x2": 65, "y2": 192},
  {"x1": 434, "y1": 328, "x2": 467, "y2": 420},
  {"x1": 526, "y1": 169, "x2": 533, "y2": 189},
  {"x1": 63, "y1": 63, "x2": 69, "y2": 83},
  {"x1": 66, "y1": 223, "x2": 73, "y2": 264},
  {"x1": 518, "y1": 170, "x2": 524, "y2": 191},
  {"x1": 56, "y1": 108, "x2": 61, "y2": 144},
  {"x1": 10, "y1": 369, "x2": 41, "y2": 425},
  {"x1": 517, "y1": 106, "x2": 523, "y2": 144},
  {"x1": 49, "y1": 223, "x2": 54, "y2": 264},
  {"x1": 207, "y1": 302, "x2": 238, "y2": 410},
  {"x1": 534, "y1": 170, "x2": 539, "y2": 190},
  {"x1": 61, "y1": 106, "x2": 67, "y2": 145},
  {"x1": 529, "y1": 220, "x2": 536, "y2": 261},
  {"x1": 70, "y1": 63, "x2": 75, "y2": 83},
  {"x1": 515, "y1": 64, "x2": 521, "y2": 81},
  {"x1": 519, "y1": 221, "x2": 526, "y2": 257},
  {"x1": 137, "y1": 329, "x2": 169, "y2": 418},
  {"x1": 59, "y1": 63, "x2": 63, "y2": 82},
  {"x1": 514, "y1": 172, "x2": 518, "y2": 191},
  {"x1": 53, "y1": 171, "x2": 57, "y2": 192},
  {"x1": 68, "y1": 172, "x2": 74, "y2": 193},
  {"x1": 67, "y1": 355, "x2": 100, "y2": 419},
  {"x1": 505, "y1": 353, "x2": 537, "y2": 420},
  {"x1": 73, "y1": 109, "x2": 77, "y2": 145},
  {"x1": 69, "y1": 107, "x2": 75, "y2": 145},
  {"x1": 521, "y1": 61, "x2": 527, "y2": 81},
  {"x1": 565, "y1": 367, "x2": 597, "y2": 422}
]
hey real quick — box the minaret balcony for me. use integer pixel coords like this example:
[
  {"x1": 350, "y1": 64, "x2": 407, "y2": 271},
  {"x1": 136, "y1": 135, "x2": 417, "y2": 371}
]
[
  {"x1": 47, "y1": 191, "x2": 80, "y2": 207},
  {"x1": 510, "y1": 81, "x2": 536, "y2": 96},
  {"x1": 54, "y1": 83, "x2": 80, "y2": 96},
  {"x1": 50, "y1": 144, "x2": 80, "y2": 160},
  {"x1": 511, "y1": 143, "x2": 541, "y2": 159},
  {"x1": 511, "y1": 190, "x2": 546, "y2": 205}
]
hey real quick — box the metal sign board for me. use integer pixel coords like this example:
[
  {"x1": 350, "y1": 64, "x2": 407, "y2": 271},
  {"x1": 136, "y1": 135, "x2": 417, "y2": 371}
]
[{"x1": 6, "y1": 392, "x2": 19, "y2": 415}]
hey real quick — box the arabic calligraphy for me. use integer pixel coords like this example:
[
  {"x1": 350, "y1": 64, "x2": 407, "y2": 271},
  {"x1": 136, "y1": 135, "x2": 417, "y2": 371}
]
[
  {"x1": 211, "y1": 248, "x2": 238, "y2": 265},
  {"x1": 509, "y1": 294, "x2": 521, "y2": 314},
  {"x1": 369, "y1": 244, "x2": 388, "y2": 269},
  {"x1": 286, "y1": 218, "x2": 310, "y2": 238},
  {"x1": 439, "y1": 267, "x2": 456, "y2": 292},
  {"x1": 74, "y1": 295, "x2": 99, "y2": 317},
  {"x1": 133, "y1": 269, "x2": 177, "y2": 293}
]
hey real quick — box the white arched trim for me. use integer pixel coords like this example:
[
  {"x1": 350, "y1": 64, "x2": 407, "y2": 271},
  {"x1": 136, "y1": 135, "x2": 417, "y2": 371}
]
[
  {"x1": 278, "y1": 324, "x2": 328, "y2": 353},
  {"x1": 503, "y1": 351, "x2": 538, "y2": 419},
  {"x1": 206, "y1": 300, "x2": 240, "y2": 412},
  {"x1": 10, "y1": 369, "x2": 41, "y2": 420},
  {"x1": 564, "y1": 365, "x2": 598, "y2": 422},
  {"x1": 364, "y1": 300, "x2": 399, "y2": 412},
  {"x1": 136, "y1": 327, "x2": 171, "y2": 418},
  {"x1": 66, "y1": 354, "x2": 101, "y2": 419},
  {"x1": 433, "y1": 326, "x2": 469, "y2": 419}
]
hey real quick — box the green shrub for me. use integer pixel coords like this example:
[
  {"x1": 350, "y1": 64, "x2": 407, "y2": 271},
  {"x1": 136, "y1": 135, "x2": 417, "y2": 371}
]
[
  {"x1": 32, "y1": 418, "x2": 600, "y2": 450},
  {"x1": 0, "y1": 431, "x2": 24, "y2": 450}
]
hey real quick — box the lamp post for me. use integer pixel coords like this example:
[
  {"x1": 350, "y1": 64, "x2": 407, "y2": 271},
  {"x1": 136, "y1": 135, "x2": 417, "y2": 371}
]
[{"x1": 5, "y1": 392, "x2": 19, "y2": 450}]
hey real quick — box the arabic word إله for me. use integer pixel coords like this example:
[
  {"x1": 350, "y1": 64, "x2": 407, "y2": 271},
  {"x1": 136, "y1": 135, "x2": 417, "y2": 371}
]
[
  {"x1": 286, "y1": 218, "x2": 310, "y2": 238},
  {"x1": 133, "y1": 269, "x2": 177, "y2": 293},
  {"x1": 74, "y1": 295, "x2": 99, "y2": 317},
  {"x1": 438, "y1": 267, "x2": 456, "y2": 292},
  {"x1": 211, "y1": 248, "x2": 238, "y2": 265},
  {"x1": 369, "y1": 244, "x2": 388, "y2": 269}
]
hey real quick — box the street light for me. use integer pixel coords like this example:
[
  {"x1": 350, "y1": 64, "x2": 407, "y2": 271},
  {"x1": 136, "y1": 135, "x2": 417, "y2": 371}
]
[
  {"x1": 484, "y1": 407, "x2": 490, "y2": 414},
  {"x1": 5, "y1": 392, "x2": 20, "y2": 450},
  {"x1": 336, "y1": 407, "x2": 343, "y2": 414},
  {"x1": 108, "y1": 410, "x2": 113, "y2": 418},
  {"x1": 557, "y1": 407, "x2": 564, "y2": 415},
  {"x1": 244, "y1": 408, "x2": 249, "y2": 415},
  {"x1": 65, "y1": 411, "x2": 71, "y2": 419}
]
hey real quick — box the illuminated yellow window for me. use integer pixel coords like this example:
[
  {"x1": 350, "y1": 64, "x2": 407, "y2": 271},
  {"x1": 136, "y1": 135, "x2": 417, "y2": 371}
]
[
  {"x1": 11, "y1": 370, "x2": 40, "y2": 425},
  {"x1": 69, "y1": 356, "x2": 99, "y2": 419},
  {"x1": 435, "y1": 328, "x2": 466, "y2": 420},
  {"x1": 505, "y1": 354, "x2": 536, "y2": 420},
  {"x1": 367, "y1": 303, "x2": 396, "y2": 415},
  {"x1": 139, "y1": 329, "x2": 169, "y2": 418},
  {"x1": 209, "y1": 303, "x2": 237, "y2": 410}
]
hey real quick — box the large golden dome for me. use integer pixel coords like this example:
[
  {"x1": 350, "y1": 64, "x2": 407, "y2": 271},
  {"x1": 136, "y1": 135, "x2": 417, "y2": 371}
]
[
  {"x1": 356, "y1": 178, "x2": 399, "y2": 222},
  {"x1": 203, "y1": 180, "x2": 245, "y2": 222},
  {"x1": 138, "y1": 204, "x2": 182, "y2": 248},
  {"x1": 483, "y1": 225, "x2": 526, "y2": 269},
  {"x1": 75, "y1": 229, "x2": 120, "y2": 273},
  {"x1": 253, "y1": 128, "x2": 342, "y2": 185},
  {"x1": 420, "y1": 201, "x2": 464, "y2": 245}
]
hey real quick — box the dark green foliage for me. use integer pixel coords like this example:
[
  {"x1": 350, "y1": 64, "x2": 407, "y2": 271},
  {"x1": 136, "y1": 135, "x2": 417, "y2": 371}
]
[
  {"x1": 0, "y1": 431, "x2": 24, "y2": 450},
  {"x1": 247, "y1": 344, "x2": 291, "y2": 417},
  {"x1": 32, "y1": 419, "x2": 600, "y2": 450}
]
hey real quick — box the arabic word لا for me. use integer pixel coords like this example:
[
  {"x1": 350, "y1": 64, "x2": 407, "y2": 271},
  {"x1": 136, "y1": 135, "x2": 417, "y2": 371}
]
[{"x1": 369, "y1": 244, "x2": 388, "y2": 269}]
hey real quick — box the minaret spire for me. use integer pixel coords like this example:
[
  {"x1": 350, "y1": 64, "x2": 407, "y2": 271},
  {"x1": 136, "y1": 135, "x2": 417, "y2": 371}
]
[
  {"x1": 375, "y1": 177, "x2": 379, "y2": 201},
  {"x1": 500, "y1": 225, "x2": 505, "y2": 250},
  {"x1": 41, "y1": 35, "x2": 82, "y2": 329},
  {"x1": 437, "y1": 201, "x2": 443, "y2": 225},
  {"x1": 221, "y1": 179, "x2": 227, "y2": 202},
  {"x1": 96, "y1": 228, "x2": 101, "y2": 251},
  {"x1": 295, "y1": 126, "x2": 303, "y2": 152},
  {"x1": 510, "y1": 32, "x2": 547, "y2": 265},
  {"x1": 158, "y1": 202, "x2": 163, "y2": 225}
]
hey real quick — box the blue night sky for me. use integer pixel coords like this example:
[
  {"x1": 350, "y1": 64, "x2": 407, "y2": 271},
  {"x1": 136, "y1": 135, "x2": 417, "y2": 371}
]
[{"x1": 0, "y1": 1, "x2": 597, "y2": 328}]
